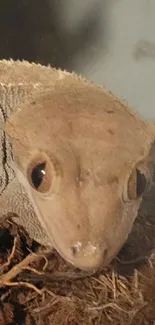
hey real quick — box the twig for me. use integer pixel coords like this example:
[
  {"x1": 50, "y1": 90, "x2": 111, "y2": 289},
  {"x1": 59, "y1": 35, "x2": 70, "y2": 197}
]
[
  {"x1": 1, "y1": 280, "x2": 42, "y2": 295},
  {"x1": 116, "y1": 255, "x2": 147, "y2": 265},
  {"x1": 0, "y1": 252, "x2": 43, "y2": 295},
  {"x1": 18, "y1": 269, "x2": 93, "y2": 283},
  {"x1": 88, "y1": 302, "x2": 133, "y2": 314},
  {"x1": 0, "y1": 237, "x2": 18, "y2": 274},
  {"x1": 33, "y1": 298, "x2": 60, "y2": 313},
  {"x1": 22, "y1": 266, "x2": 43, "y2": 275},
  {"x1": 0, "y1": 252, "x2": 39, "y2": 283},
  {"x1": 112, "y1": 269, "x2": 117, "y2": 300}
]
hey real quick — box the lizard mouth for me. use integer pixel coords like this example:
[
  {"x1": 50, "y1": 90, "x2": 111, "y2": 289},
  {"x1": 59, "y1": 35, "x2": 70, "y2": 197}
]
[{"x1": 47, "y1": 233, "x2": 109, "y2": 271}]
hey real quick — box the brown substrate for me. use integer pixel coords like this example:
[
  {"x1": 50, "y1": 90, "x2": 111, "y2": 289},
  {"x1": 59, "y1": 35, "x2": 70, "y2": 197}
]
[{"x1": 0, "y1": 207, "x2": 155, "y2": 325}]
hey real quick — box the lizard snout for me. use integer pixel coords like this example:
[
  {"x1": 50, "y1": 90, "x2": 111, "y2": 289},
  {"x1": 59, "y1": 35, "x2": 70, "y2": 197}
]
[{"x1": 69, "y1": 240, "x2": 108, "y2": 271}]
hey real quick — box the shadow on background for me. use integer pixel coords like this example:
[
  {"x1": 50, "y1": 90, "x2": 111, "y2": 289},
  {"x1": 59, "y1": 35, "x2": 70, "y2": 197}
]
[{"x1": 0, "y1": 0, "x2": 108, "y2": 70}]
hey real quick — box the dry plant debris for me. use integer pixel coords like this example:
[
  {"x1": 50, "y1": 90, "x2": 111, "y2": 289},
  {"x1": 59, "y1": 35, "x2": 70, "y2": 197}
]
[{"x1": 0, "y1": 215, "x2": 155, "y2": 325}]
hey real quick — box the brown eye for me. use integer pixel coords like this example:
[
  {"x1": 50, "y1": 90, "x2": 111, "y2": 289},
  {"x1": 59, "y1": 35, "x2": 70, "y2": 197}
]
[
  {"x1": 27, "y1": 154, "x2": 53, "y2": 193},
  {"x1": 125, "y1": 165, "x2": 150, "y2": 201}
]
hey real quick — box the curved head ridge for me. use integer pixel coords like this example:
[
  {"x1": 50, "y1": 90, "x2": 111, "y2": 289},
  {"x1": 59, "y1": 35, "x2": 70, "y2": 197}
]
[{"x1": 5, "y1": 72, "x2": 155, "y2": 271}]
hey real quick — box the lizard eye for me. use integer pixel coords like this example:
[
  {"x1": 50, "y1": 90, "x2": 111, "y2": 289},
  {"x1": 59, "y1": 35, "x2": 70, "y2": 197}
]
[
  {"x1": 27, "y1": 154, "x2": 53, "y2": 193},
  {"x1": 124, "y1": 164, "x2": 151, "y2": 202}
]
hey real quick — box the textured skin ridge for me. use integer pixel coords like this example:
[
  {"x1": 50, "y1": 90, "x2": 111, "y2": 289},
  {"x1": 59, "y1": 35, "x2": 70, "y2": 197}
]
[{"x1": 0, "y1": 59, "x2": 155, "y2": 270}]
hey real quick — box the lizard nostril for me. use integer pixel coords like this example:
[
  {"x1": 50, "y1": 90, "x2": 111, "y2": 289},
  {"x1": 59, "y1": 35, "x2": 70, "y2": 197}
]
[
  {"x1": 71, "y1": 246, "x2": 77, "y2": 256},
  {"x1": 103, "y1": 248, "x2": 108, "y2": 262},
  {"x1": 70, "y1": 241, "x2": 82, "y2": 256}
]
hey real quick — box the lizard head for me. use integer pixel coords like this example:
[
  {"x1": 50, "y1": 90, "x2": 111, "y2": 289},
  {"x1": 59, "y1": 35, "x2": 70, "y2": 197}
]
[{"x1": 5, "y1": 74, "x2": 155, "y2": 271}]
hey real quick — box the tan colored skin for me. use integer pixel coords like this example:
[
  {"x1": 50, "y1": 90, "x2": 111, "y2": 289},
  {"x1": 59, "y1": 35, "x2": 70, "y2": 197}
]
[{"x1": 5, "y1": 73, "x2": 155, "y2": 271}]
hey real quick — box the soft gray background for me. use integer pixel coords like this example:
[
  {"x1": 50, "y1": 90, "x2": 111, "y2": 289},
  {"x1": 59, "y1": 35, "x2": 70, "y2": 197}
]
[
  {"x1": 0, "y1": 0, "x2": 155, "y2": 120},
  {"x1": 56, "y1": 0, "x2": 155, "y2": 121}
]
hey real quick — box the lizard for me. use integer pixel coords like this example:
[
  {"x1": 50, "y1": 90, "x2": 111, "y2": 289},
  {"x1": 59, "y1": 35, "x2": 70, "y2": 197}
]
[{"x1": 0, "y1": 59, "x2": 155, "y2": 272}]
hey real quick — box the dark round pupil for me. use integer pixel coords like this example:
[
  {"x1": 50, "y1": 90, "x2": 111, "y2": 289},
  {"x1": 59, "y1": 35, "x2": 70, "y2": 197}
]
[
  {"x1": 136, "y1": 168, "x2": 147, "y2": 197},
  {"x1": 31, "y1": 162, "x2": 46, "y2": 189}
]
